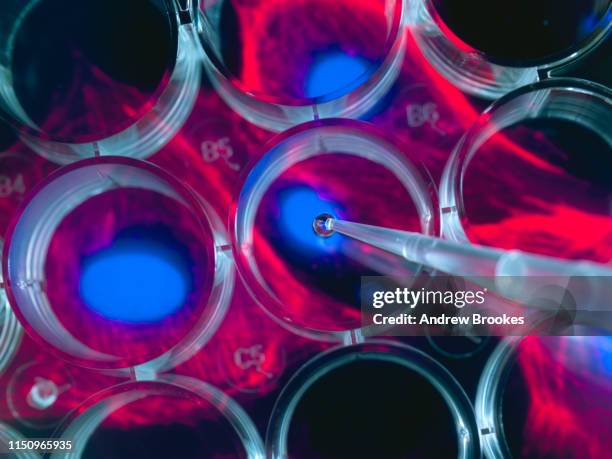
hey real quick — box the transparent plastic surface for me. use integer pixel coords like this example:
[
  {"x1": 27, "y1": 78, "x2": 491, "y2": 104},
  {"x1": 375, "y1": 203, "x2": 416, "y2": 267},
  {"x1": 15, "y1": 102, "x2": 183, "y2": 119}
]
[
  {"x1": 408, "y1": 0, "x2": 611, "y2": 99},
  {"x1": 267, "y1": 340, "x2": 480, "y2": 459},
  {"x1": 440, "y1": 79, "x2": 612, "y2": 264},
  {"x1": 2, "y1": 157, "x2": 234, "y2": 374},
  {"x1": 0, "y1": 289, "x2": 21, "y2": 375},
  {"x1": 50, "y1": 375, "x2": 265, "y2": 459},
  {"x1": 0, "y1": 423, "x2": 40, "y2": 459},
  {"x1": 0, "y1": 0, "x2": 201, "y2": 164},
  {"x1": 197, "y1": 0, "x2": 406, "y2": 131},
  {"x1": 0, "y1": 240, "x2": 23, "y2": 376},
  {"x1": 316, "y1": 216, "x2": 612, "y2": 278},
  {"x1": 7, "y1": 360, "x2": 78, "y2": 430},
  {"x1": 231, "y1": 120, "x2": 437, "y2": 342},
  {"x1": 476, "y1": 329, "x2": 612, "y2": 458}
]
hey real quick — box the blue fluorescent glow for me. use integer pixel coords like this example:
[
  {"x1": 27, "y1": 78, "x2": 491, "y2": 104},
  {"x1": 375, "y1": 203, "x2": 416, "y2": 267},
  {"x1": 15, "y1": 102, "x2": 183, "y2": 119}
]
[
  {"x1": 579, "y1": 11, "x2": 611, "y2": 36},
  {"x1": 595, "y1": 336, "x2": 612, "y2": 374},
  {"x1": 305, "y1": 51, "x2": 369, "y2": 99},
  {"x1": 79, "y1": 239, "x2": 190, "y2": 323},
  {"x1": 278, "y1": 187, "x2": 343, "y2": 254},
  {"x1": 563, "y1": 335, "x2": 612, "y2": 376}
]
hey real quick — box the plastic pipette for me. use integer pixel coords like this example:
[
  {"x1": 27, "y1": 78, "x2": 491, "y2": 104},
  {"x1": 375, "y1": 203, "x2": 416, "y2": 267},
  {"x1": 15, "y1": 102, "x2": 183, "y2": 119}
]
[{"x1": 313, "y1": 214, "x2": 612, "y2": 313}]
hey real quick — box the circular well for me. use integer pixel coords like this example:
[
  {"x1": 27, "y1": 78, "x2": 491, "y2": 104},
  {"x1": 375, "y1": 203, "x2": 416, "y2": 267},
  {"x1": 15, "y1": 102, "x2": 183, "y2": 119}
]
[
  {"x1": 267, "y1": 340, "x2": 480, "y2": 458},
  {"x1": 232, "y1": 119, "x2": 437, "y2": 342},
  {"x1": 197, "y1": 0, "x2": 406, "y2": 131},
  {"x1": 50, "y1": 375, "x2": 265, "y2": 459},
  {"x1": 440, "y1": 78, "x2": 612, "y2": 263},
  {"x1": 2, "y1": 157, "x2": 234, "y2": 373}
]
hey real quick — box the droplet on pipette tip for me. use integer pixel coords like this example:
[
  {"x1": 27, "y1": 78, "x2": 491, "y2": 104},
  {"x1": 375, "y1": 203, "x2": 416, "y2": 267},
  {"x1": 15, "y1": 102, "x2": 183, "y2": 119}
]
[{"x1": 313, "y1": 213, "x2": 335, "y2": 238}]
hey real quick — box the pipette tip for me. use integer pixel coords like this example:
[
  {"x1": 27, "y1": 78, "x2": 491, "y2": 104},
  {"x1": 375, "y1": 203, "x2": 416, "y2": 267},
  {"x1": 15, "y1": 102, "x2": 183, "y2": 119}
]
[{"x1": 313, "y1": 213, "x2": 335, "y2": 237}]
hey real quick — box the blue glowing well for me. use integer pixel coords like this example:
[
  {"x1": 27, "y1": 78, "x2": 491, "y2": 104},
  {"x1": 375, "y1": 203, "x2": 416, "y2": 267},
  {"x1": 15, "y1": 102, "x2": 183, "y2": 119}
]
[
  {"x1": 79, "y1": 238, "x2": 191, "y2": 323},
  {"x1": 305, "y1": 51, "x2": 369, "y2": 99},
  {"x1": 278, "y1": 187, "x2": 344, "y2": 255}
]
